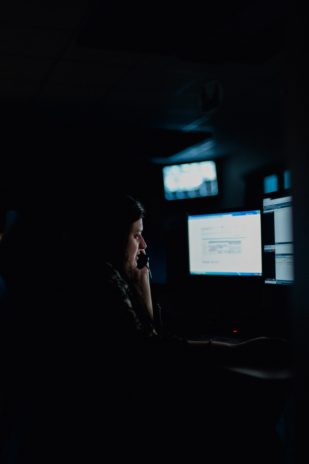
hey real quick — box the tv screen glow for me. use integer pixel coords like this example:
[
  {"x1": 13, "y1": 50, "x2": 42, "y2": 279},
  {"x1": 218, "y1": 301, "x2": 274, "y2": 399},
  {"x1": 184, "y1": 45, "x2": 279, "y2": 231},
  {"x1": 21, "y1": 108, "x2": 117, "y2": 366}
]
[
  {"x1": 188, "y1": 210, "x2": 262, "y2": 276},
  {"x1": 162, "y1": 160, "x2": 218, "y2": 201}
]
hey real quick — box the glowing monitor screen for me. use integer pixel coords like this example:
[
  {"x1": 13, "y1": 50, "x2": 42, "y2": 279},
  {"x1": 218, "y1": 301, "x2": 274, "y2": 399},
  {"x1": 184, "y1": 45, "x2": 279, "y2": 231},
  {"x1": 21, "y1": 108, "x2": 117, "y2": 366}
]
[
  {"x1": 187, "y1": 210, "x2": 262, "y2": 276},
  {"x1": 162, "y1": 160, "x2": 218, "y2": 201},
  {"x1": 262, "y1": 194, "x2": 294, "y2": 285}
]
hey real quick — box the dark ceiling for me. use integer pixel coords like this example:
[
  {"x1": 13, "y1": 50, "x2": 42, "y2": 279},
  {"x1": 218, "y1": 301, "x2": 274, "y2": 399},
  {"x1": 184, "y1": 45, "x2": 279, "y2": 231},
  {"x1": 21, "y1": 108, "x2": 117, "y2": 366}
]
[
  {"x1": 1, "y1": 0, "x2": 287, "y2": 164},
  {"x1": 78, "y1": 0, "x2": 286, "y2": 65}
]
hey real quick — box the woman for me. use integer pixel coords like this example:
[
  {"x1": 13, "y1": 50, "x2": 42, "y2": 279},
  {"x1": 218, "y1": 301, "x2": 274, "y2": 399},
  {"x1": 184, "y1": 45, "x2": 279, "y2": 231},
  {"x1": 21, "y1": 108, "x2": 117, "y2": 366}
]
[
  {"x1": 101, "y1": 193, "x2": 159, "y2": 340},
  {"x1": 22, "y1": 192, "x2": 287, "y2": 463}
]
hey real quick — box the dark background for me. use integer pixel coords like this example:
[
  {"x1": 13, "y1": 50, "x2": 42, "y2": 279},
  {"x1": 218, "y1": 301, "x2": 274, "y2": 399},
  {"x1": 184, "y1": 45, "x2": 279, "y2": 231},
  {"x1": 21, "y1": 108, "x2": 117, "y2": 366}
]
[{"x1": 1, "y1": 1, "x2": 308, "y2": 463}]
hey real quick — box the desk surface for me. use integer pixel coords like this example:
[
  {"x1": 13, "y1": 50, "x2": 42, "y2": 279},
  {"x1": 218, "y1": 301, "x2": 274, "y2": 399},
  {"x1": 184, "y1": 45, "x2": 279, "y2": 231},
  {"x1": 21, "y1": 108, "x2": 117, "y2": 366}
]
[
  {"x1": 187, "y1": 334, "x2": 293, "y2": 380},
  {"x1": 224, "y1": 365, "x2": 293, "y2": 380}
]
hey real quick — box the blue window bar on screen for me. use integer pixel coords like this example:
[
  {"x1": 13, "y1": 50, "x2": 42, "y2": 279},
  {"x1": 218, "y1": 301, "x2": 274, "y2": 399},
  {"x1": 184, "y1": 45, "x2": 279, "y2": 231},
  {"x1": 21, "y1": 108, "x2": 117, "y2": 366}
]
[{"x1": 263, "y1": 174, "x2": 278, "y2": 194}]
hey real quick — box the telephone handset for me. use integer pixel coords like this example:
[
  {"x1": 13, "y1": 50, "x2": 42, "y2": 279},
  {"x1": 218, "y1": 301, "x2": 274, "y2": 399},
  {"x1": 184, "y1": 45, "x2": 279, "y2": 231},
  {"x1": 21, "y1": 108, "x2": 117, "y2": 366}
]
[{"x1": 137, "y1": 252, "x2": 149, "y2": 269}]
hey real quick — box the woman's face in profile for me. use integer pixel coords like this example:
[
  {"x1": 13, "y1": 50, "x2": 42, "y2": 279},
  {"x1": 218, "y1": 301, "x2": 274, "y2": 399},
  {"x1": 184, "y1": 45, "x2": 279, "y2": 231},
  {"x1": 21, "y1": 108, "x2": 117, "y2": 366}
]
[{"x1": 124, "y1": 218, "x2": 147, "y2": 271}]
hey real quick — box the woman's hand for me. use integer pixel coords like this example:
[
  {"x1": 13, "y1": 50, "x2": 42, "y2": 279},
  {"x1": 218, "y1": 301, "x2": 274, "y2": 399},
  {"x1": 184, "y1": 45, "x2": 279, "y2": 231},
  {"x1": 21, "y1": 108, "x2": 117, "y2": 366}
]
[{"x1": 126, "y1": 261, "x2": 154, "y2": 320}]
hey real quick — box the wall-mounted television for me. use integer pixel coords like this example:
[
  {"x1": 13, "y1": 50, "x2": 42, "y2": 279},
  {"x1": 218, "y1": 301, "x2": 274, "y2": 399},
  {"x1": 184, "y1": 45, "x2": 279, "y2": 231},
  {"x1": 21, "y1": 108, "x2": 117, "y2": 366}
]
[
  {"x1": 187, "y1": 209, "x2": 262, "y2": 276},
  {"x1": 162, "y1": 160, "x2": 218, "y2": 201},
  {"x1": 262, "y1": 191, "x2": 294, "y2": 285}
]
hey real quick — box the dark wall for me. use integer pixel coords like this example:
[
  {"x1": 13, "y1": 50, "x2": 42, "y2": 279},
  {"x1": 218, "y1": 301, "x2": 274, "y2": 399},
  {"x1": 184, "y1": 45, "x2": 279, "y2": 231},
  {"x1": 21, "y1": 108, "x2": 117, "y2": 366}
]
[
  {"x1": 1, "y1": 99, "x2": 290, "y2": 340},
  {"x1": 0, "y1": 85, "x2": 292, "y2": 342}
]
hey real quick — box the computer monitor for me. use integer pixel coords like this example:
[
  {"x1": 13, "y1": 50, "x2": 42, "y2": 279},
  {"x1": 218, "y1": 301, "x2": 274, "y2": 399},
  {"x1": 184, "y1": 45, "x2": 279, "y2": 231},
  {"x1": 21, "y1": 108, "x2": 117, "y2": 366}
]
[
  {"x1": 187, "y1": 209, "x2": 262, "y2": 276},
  {"x1": 262, "y1": 192, "x2": 294, "y2": 285},
  {"x1": 162, "y1": 160, "x2": 218, "y2": 201}
]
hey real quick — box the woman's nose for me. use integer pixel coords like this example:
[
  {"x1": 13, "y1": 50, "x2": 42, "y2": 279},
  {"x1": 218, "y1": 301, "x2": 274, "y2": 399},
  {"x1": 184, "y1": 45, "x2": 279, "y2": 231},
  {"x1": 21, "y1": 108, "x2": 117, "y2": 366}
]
[{"x1": 140, "y1": 237, "x2": 147, "y2": 249}]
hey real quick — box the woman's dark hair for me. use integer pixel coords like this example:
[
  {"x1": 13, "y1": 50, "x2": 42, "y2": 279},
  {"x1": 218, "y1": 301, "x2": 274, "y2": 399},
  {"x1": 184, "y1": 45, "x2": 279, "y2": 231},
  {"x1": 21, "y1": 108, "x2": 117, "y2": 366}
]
[
  {"x1": 114, "y1": 193, "x2": 145, "y2": 235},
  {"x1": 102, "y1": 193, "x2": 145, "y2": 267},
  {"x1": 68, "y1": 191, "x2": 145, "y2": 270}
]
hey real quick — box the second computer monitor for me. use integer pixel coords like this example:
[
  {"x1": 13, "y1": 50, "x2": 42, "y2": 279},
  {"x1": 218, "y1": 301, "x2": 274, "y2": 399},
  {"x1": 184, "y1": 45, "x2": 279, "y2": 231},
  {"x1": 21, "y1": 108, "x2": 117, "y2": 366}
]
[{"x1": 262, "y1": 192, "x2": 294, "y2": 285}]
